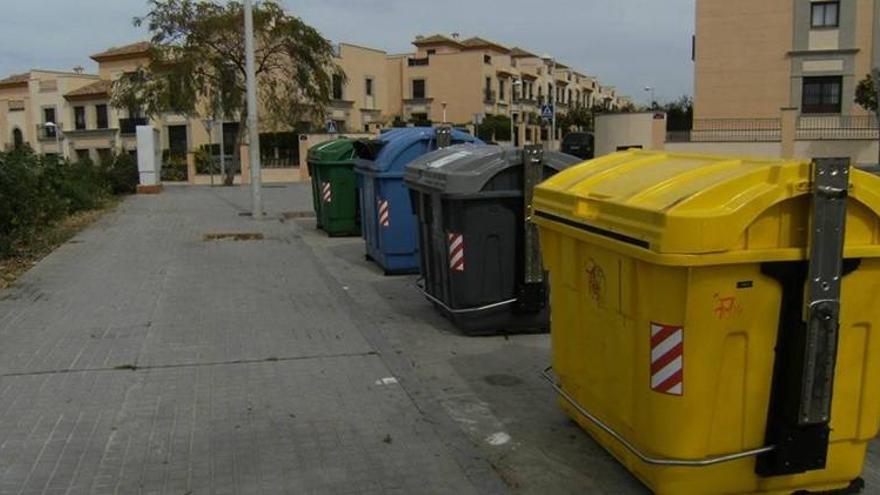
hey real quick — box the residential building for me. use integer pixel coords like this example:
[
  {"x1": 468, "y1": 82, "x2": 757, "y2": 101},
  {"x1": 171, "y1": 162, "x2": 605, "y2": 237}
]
[
  {"x1": 695, "y1": 0, "x2": 879, "y2": 119},
  {"x1": 375, "y1": 33, "x2": 623, "y2": 143},
  {"x1": 0, "y1": 69, "x2": 109, "y2": 160},
  {"x1": 683, "y1": 0, "x2": 879, "y2": 164},
  {"x1": 1, "y1": 35, "x2": 627, "y2": 158}
]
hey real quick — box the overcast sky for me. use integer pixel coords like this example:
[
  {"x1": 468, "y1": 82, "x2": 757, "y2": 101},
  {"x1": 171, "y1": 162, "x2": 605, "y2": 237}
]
[{"x1": 0, "y1": 0, "x2": 695, "y2": 104}]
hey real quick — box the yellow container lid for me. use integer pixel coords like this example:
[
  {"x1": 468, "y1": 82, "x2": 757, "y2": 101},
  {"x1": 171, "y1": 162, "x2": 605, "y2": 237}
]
[{"x1": 533, "y1": 150, "x2": 880, "y2": 260}]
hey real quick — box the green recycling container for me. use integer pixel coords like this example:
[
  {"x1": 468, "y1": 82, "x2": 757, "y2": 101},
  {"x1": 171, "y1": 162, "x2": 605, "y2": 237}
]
[{"x1": 307, "y1": 138, "x2": 361, "y2": 237}]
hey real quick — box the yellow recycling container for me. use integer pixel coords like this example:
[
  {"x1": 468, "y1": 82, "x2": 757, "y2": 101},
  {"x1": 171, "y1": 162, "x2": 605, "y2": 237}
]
[{"x1": 532, "y1": 150, "x2": 880, "y2": 495}]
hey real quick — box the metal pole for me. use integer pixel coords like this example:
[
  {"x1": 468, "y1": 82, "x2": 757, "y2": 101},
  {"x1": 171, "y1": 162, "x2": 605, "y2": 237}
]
[
  {"x1": 873, "y1": 68, "x2": 879, "y2": 166},
  {"x1": 219, "y1": 117, "x2": 226, "y2": 183},
  {"x1": 208, "y1": 125, "x2": 214, "y2": 187},
  {"x1": 244, "y1": 0, "x2": 263, "y2": 217},
  {"x1": 551, "y1": 61, "x2": 557, "y2": 151}
]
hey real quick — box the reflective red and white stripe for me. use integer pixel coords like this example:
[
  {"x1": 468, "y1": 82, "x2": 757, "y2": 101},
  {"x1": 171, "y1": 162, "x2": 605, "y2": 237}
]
[
  {"x1": 378, "y1": 199, "x2": 390, "y2": 227},
  {"x1": 448, "y1": 233, "x2": 464, "y2": 272},
  {"x1": 650, "y1": 323, "x2": 683, "y2": 396},
  {"x1": 321, "y1": 181, "x2": 332, "y2": 203}
]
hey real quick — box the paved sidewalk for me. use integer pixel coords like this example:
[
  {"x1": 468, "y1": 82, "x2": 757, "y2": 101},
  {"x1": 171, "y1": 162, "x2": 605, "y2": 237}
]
[
  {"x1": 1, "y1": 184, "x2": 879, "y2": 495},
  {"x1": 0, "y1": 185, "x2": 502, "y2": 495}
]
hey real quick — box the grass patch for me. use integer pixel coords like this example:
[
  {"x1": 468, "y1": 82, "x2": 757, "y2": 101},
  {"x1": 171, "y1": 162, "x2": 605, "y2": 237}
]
[{"x1": 0, "y1": 198, "x2": 119, "y2": 290}]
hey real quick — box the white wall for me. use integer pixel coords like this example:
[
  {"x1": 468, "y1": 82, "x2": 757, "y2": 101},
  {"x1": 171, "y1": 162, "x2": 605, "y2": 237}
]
[{"x1": 595, "y1": 112, "x2": 665, "y2": 157}]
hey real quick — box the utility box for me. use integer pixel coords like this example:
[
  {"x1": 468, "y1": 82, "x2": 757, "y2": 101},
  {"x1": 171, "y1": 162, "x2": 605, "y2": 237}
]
[
  {"x1": 534, "y1": 150, "x2": 880, "y2": 494},
  {"x1": 136, "y1": 125, "x2": 162, "y2": 193}
]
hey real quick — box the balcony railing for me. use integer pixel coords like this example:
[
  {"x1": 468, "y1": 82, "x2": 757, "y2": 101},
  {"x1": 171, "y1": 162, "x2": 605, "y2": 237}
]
[
  {"x1": 407, "y1": 57, "x2": 429, "y2": 67},
  {"x1": 667, "y1": 118, "x2": 782, "y2": 143},
  {"x1": 120, "y1": 118, "x2": 149, "y2": 135},
  {"x1": 796, "y1": 115, "x2": 879, "y2": 141},
  {"x1": 483, "y1": 89, "x2": 496, "y2": 104}
]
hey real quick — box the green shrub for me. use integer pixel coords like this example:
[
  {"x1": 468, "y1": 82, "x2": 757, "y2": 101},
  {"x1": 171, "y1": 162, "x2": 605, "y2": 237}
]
[
  {"x1": 0, "y1": 149, "x2": 134, "y2": 256},
  {"x1": 161, "y1": 152, "x2": 188, "y2": 182},
  {"x1": 55, "y1": 159, "x2": 109, "y2": 212},
  {"x1": 103, "y1": 154, "x2": 139, "y2": 195}
]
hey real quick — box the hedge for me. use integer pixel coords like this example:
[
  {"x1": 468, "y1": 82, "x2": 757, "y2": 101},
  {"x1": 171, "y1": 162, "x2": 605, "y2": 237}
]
[{"x1": 0, "y1": 149, "x2": 138, "y2": 255}]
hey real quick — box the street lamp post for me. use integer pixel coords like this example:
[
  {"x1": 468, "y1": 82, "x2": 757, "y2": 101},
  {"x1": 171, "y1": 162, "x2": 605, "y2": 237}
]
[
  {"x1": 644, "y1": 86, "x2": 655, "y2": 109},
  {"x1": 542, "y1": 54, "x2": 557, "y2": 150},
  {"x1": 244, "y1": 0, "x2": 263, "y2": 217}
]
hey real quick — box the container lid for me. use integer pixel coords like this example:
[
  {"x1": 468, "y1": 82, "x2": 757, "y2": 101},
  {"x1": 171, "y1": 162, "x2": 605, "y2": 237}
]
[
  {"x1": 405, "y1": 144, "x2": 580, "y2": 195},
  {"x1": 353, "y1": 127, "x2": 480, "y2": 174},
  {"x1": 533, "y1": 149, "x2": 880, "y2": 258},
  {"x1": 308, "y1": 138, "x2": 355, "y2": 163}
]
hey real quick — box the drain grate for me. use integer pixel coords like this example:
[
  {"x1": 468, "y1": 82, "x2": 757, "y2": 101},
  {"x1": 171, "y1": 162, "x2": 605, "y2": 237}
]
[{"x1": 203, "y1": 232, "x2": 265, "y2": 241}]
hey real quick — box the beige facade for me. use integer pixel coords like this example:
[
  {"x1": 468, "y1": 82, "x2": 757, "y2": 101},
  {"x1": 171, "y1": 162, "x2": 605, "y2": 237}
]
[
  {"x1": 1, "y1": 35, "x2": 627, "y2": 159},
  {"x1": 330, "y1": 34, "x2": 627, "y2": 142},
  {"x1": 695, "y1": 0, "x2": 879, "y2": 119}
]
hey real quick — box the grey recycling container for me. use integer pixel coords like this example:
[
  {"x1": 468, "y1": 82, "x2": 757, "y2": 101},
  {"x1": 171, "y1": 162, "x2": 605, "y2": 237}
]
[{"x1": 405, "y1": 144, "x2": 579, "y2": 335}]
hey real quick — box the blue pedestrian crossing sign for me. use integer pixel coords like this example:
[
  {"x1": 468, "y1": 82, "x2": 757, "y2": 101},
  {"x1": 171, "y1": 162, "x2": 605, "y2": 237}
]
[
  {"x1": 325, "y1": 120, "x2": 338, "y2": 134},
  {"x1": 540, "y1": 104, "x2": 554, "y2": 122}
]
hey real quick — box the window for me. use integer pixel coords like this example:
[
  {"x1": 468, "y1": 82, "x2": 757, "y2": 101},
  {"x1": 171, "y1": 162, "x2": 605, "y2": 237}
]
[
  {"x1": 74, "y1": 106, "x2": 86, "y2": 130},
  {"x1": 412, "y1": 79, "x2": 426, "y2": 99},
  {"x1": 96, "y1": 104, "x2": 108, "y2": 129},
  {"x1": 802, "y1": 76, "x2": 842, "y2": 113},
  {"x1": 167, "y1": 125, "x2": 188, "y2": 156},
  {"x1": 76, "y1": 149, "x2": 91, "y2": 162},
  {"x1": 811, "y1": 1, "x2": 839, "y2": 28},
  {"x1": 483, "y1": 54, "x2": 492, "y2": 64},
  {"x1": 499, "y1": 80, "x2": 506, "y2": 101},
  {"x1": 97, "y1": 148, "x2": 112, "y2": 164},
  {"x1": 44, "y1": 107, "x2": 56, "y2": 137},
  {"x1": 426, "y1": 49, "x2": 436, "y2": 55},
  {"x1": 365, "y1": 78, "x2": 373, "y2": 97},
  {"x1": 332, "y1": 74, "x2": 343, "y2": 100},
  {"x1": 12, "y1": 128, "x2": 23, "y2": 149}
]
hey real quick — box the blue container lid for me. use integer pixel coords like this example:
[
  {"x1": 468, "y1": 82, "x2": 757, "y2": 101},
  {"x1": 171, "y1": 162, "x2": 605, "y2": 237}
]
[{"x1": 354, "y1": 127, "x2": 480, "y2": 175}]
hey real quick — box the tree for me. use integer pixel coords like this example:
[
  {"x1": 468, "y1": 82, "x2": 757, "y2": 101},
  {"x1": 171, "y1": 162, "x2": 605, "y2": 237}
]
[
  {"x1": 855, "y1": 73, "x2": 878, "y2": 113},
  {"x1": 557, "y1": 106, "x2": 594, "y2": 134},
  {"x1": 657, "y1": 96, "x2": 693, "y2": 132},
  {"x1": 111, "y1": 0, "x2": 343, "y2": 184}
]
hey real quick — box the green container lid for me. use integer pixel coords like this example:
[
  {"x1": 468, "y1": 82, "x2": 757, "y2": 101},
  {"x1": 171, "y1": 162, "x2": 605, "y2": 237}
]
[{"x1": 308, "y1": 138, "x2": 356, "y2": 164}]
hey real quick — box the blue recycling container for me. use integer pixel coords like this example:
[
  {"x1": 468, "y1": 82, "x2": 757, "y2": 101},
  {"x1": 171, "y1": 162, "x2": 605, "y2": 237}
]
[{"x1": 354, "y1": 127, "x2": 481, "y2": 275}]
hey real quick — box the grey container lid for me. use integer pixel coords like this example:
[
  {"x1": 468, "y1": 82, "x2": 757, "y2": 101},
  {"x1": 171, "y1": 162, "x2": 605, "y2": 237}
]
[{"x1": 404, "y1": 143, "x2": 580, "y2": 195}]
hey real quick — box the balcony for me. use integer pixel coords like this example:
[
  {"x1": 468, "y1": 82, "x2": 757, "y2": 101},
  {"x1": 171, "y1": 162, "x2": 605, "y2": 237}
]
[
  {"x1": 37, "y1": 124, "x2": 60, "y2": 140},
  {"x1": 483, "y1": 89, "x2": 496, "y2": 104},
  {"x1": 120, "y1": 118, "x2": 148, "y2": 135}
]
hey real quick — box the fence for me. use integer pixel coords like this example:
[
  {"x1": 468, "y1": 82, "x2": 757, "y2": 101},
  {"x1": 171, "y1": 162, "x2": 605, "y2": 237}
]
[
  {"x1": 796, "y1": 115, "x2": 879, "y2": 141},
  {"x1": 667, "y1": 118, "x2": 782, "y2": 143}
]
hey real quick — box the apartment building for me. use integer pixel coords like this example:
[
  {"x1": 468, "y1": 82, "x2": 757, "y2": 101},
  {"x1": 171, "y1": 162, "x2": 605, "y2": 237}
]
[
  {"x1": 684, "y1": 0, "x2": 879, "y2": 164},
  {"x1": 377, "y1": 34, "x2": 622, "y2": 140},
  {"x1": 695, "y1": 0, "x2": 879, "y2": 119},
  {"x1": 0, "y1": 69, "x2": 109, "y2": 160},
  {"x1": 1, "y1": 35, "x2": 626, "y2": 158},
  {"x1": 0, "y1": 42, "x2": 220, "y2": 162}
]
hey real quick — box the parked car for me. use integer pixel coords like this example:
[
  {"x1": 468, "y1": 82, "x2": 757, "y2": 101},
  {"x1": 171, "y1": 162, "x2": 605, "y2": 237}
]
[{"x1": 561, "y1": 132, "x2": 594, "y2": 160}]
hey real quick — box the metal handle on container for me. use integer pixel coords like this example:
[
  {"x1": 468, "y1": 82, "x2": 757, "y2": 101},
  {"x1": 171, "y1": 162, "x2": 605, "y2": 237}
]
[
  {"x1": 414, "y1": 280, "x2": 517, "y2": 315},
  {"x1": 541, "y1": 366, "x2": 775, "y2": 467}
]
